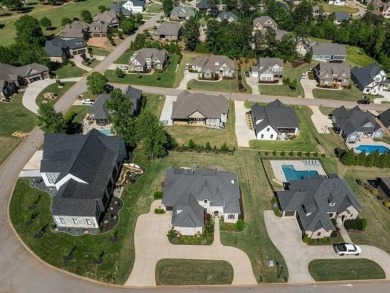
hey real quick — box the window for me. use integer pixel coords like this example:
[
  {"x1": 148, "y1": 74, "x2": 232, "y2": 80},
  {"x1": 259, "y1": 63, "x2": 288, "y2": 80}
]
[
  {"x1": 267, "y1": 128, "x2": 270, "y2": 132},
  {"x1": 60, "y1": 218, "x2": 65, "y2": 224},
  {"x1": 72, "y1": 218, "x2": 78, "y2": 224},
  {"x1": 261, "y1": 134, "x2": 264, "y2": 138},
  {"x1": 86, "y1": 219, "x2": 92, "y2": 225},
  {"x1": 270, "y1": 134, "x2": 274, "y2": 139},
  {"x1": 317, "y1": 232, "x2": 321, "y2": 236},
  {"x1": 204, "y1": 199, "x2": 208, "y2": 203},
  {"x1": 228, "y1": 214, "x2": 235, "y2": 220}
]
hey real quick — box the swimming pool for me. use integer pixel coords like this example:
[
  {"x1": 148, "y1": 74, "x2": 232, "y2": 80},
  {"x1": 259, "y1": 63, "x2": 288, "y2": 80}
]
[
  {"x1": 282, "y1": 165, "x2": 319, "y2": 181},
  {"x1": 98, "y1": 129, "x2": 112, "y2": 136},
  {"x1": 355, "y1": 145, "x2": 390, "y2": 154}
]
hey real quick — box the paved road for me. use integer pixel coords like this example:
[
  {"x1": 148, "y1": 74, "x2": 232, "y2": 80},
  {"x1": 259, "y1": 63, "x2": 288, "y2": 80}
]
[{"x1": 126, "y1": 201, "x2": 257, "y2": 286}]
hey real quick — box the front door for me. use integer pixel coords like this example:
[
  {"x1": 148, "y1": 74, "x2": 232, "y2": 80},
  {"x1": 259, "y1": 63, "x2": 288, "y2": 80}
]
[{"x1": 214, "y1": 211, "x2": 219, "y2": 217}]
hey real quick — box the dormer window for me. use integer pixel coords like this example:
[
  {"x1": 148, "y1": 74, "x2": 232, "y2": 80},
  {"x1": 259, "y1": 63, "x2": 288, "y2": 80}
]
[{"x1": 204, "y1": 199, "x2": 208, "y2": 203}]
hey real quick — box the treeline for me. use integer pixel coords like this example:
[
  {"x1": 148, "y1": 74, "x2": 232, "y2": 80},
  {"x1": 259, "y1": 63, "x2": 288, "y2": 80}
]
[
  {"x1": 337, "y1": 148, "x2": 390, "y2": 168},
  {"x1": 130, "y1": 33, "x2": 182, "y2": 56}
]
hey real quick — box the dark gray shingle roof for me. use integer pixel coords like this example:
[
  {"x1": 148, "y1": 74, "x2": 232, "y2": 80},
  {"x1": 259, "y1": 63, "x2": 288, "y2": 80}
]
[
  {"x1": 44, "y1": 37, "x2": 86, "y2": 57},
  {"x1": 172, "y1": 193, "x2": 204, "y2": 228},
  {"x1": 351, "y1": 63, "x2": 383, "y2": 90},
  {"x1": 216, "y1": 11, "x2": 238, "y2": 22}
]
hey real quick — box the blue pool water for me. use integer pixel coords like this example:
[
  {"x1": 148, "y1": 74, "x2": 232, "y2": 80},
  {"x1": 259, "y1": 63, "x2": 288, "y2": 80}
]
[
  {"x1": 355, "y1": 145, "x2": 390, "y2": 154},
  {"x1": 282, "y1": 165, "x2": 319, "y2": 181},
  {"x1": 98, "y1": 129, "x2": 112, "y2": 136}
]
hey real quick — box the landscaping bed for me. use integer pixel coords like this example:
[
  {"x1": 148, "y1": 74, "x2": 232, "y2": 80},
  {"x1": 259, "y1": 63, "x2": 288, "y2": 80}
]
[
  {"x1": 308, "y1": 259, "x2": 385, "y2": 281},
  {"x1": 155, "y1": 259, "x2": 233, "y2": 285}
]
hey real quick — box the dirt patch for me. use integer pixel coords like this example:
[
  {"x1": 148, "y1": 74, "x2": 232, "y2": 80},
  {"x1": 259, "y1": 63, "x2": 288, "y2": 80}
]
[
  {"x1": 292, "y1": 61, "x2": 307, "y2": 68},
  {"x1": 87, "y1": 37, "x2": 114, "y2": 51}
]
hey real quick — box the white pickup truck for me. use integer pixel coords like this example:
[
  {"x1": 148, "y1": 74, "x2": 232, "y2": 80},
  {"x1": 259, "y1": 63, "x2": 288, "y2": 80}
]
[
  {"x1": 333, "y1": 243, "x2": 362, "y2": 256},
  {"x1": 82, "y1": 99, "x2": 95, "y2": 105}
]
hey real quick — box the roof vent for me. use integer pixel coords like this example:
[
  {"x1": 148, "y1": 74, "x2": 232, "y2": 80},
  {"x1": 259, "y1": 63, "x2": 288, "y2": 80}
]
[{"x1": 231, "y1": 179, "x2": 235, "y2": 184}]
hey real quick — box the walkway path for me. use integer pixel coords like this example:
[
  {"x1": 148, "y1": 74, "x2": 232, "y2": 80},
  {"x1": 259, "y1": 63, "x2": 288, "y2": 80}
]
[
  {"x1": 126, "y1": 201, "x2": 257, "y2": 286},
  {"x1": 337, "y1": 218, "x2": 352, "y2": 243},
  {"x1": 264, "y1": 211, "x2": 390, "y2": 283},
  {"x1": 234, "y1": 101, "x2": 256, "y2": 147},
  {"x1": 300, "y1": 76, "x2": 333, "y2": 133},
  {"x1": 22, "y1": 77, "x2": 83, "y2": 114},
  {"x1": 72, "y1": 55, "x2": 93, "y2": 72}
]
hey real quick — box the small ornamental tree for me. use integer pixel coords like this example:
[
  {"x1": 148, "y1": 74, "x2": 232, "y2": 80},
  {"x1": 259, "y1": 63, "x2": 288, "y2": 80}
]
[{"x1": 40, "y1": 17, "x2": 52, "y2": 29}]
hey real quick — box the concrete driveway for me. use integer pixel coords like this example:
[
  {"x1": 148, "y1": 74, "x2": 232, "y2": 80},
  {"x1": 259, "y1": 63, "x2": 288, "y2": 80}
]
[
  {"x1": 264, "y1": 211, "x2": 390, "y2": 283},
  {"x1": 159, "y1": 95, "x2": 177, "y2": 125},
  {"x1": 245, "y1": 76, "x2": 260, "y2": 95},
  {"x1": 177, "y1": 71, "x2": 197, "y2": 90},
  {"x1": 22, "y1": 77, "x2": 82, "y2": 114},
  {"x1": 374, "y1": 89, "x2": 390, "y2": 104},
  {"x1": 126, "y1": 200, "x2": 257, "y2": 286},
  {"x1": 300, "y1": 76, "x2": 333, "y2": 134},
  {"x1": 234, "y1": 101, "x2": 256, "y2": 148}
]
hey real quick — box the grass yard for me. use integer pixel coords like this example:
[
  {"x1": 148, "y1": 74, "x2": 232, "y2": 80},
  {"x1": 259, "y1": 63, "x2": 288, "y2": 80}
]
[
  {"x1": 142, "y1": 94, "x2": 165, "y2": 117},
  {"x1": 155, "y1": 259, "x2": 233, "y2": 285},
  {"x1": 89, "y1": 47, "x2": 110, "y2": 57},
  {"x1": 187, "y1": 79, "x2": 239, "y2": 93},
  {"x1": 67, "y1": 105, "x2": 91, "y2": 123},
  {"x1": 36, "y1": 82, "x2": 76, "y2": 106},
  {"x1": 166, "y1": 102, "x2": 237, "y2": 149},
  {"x1": 10, "y1": 150, "x2": 287, "y2": 284},
  {"x1": 308, "y1": 259, "x2": 385, "y2": 281},
  {"x1": 82, "y1": 59, "x2": 100, "y2": 68},
  {"x1": 106, "y1": 54, "x2": 183, "y2": 88},
  {"x1": 259, "y1": 84, "x2": 301, "y2": 97},
  {"x1": 115, "y1": 50, "x2": 133, "y2": 64},
  {"x1": 0, "y1": 0, "x2": 112, "y2": 46},
  {"x1": 249, "y1": 106, "x2": 318, "y2": 152},
  {"x1": 321, "y1": 3, "x2": 359, "y2": 14},
  {"x1": 144, "y1": 3, "x2": 162, "y2": 14},
  {"x1": 346, "y1": 46, "x2": 376, "y2": 67},
  {"x1": 54, "y1": 63, "x2": 87, "y2": 79},
  {"x1": 312, "y1": 85, "x2": 362, "y2": 101},
  {"x1": 319, "y1": 107, "x2": 336, "y2": 116},
  {"x1": 0, "y1": 136, "x2": 22, "y2": 166}
]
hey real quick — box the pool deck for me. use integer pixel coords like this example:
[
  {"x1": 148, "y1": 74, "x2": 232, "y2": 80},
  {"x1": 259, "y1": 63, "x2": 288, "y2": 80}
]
[
  {"x1": 347, "y1": 138, "x2": 390, "y2": 154},
  {"x1": 270, "y1": 160, "x2": 327, "y2": 183}
]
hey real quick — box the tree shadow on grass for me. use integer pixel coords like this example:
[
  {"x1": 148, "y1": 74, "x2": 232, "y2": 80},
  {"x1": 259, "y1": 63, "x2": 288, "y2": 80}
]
[{"x1": 46, "y1": 26, "x2": 57, "y2": 31}]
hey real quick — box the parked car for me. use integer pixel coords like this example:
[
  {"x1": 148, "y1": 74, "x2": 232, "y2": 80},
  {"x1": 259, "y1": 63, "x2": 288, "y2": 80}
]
[
  {"x1": 118, "y1": 65, "x2": 129, "y2": 71},
  {"x1": 245, "y1": 71, "x2": 250, "y2": 77},
  {"x1": 82, "y1": 99, "x2": 95, "y2": 105},
  {"x1": 333, "y1": 243, "x2": 362, "y2": 256},
  {"x1": 357, "y1": 96, "x2": 370, "y2": 104}
]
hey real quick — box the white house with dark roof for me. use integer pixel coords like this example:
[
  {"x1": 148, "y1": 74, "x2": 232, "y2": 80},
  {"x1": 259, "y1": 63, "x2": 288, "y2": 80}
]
[
  {"x1": 328, "y1": 0, "x2": 347, "y2": 6},
  {"x1": 351, "y1": 63, "x2": 389, "y2": 95},
  {"x1": 216, "y1": 11, "x2": 238, "y2": 23},
  {"x1": 162, "y1": 168, "x2": 241, "y2": 235},
  {"x1": 276, "y1": 175, "x2": 362, "y2": 239},
  {"x1": 40, "y1": 129, "x2": 127, "y2": 229},
  {"x1": 171, "y1": 90, "x2": 228, "y2": 128},
  {"x1": 331, "y1": 106, "x2": 384, "y2": 143},
  {"x1": 189, "y1": 55, "x2": 235, "y2": 79},
  {"x1": 251, "y1": 100, "x2": 300, "y2": 140},
  {"x1": 251, "y1": 57, "x2": 283, "y2": 82},
  {"x1": 333, "y1": 11, "x2": 350, "y2": 25},
  {"x1": 379, "y1": 108, "x2": 390, "y2": 130},
  {"x1": 110, "y1": 3, "x2": 132, "y2": 17},
  {"x1": 128, "y1": 48, "x2": 169, "y2": 72},
  {"x1": 170, "y1": 6, "x2": 196, "y2": 21},
  {"x1": 122, "y1": 0, "x2": 145, "y2": 13},
  {"x1": 309, "y1": 42, "x2": 346, "y2": 63}
]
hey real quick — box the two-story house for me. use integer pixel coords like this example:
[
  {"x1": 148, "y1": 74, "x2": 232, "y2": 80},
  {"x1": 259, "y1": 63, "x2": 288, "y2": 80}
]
[
  {"x1": 171, "y1": 91, "x2": 228, "y2": 128},
  {"x1": 153, "y1": 22, "x2": 181, "y2": 41},
  {"x1": 310, "y1": 42, "x2": 347, "y2": 63},
  {"x1": 313, "y1": 63, "x2": 351, "y2": 87},
  {"x1": 251, "y1": 100, "x2": 300, "y2": 140},
  {"x1": 44, "y1": 37, "x2": 87, "y2": 63},
  {"x1": 276, "y1": 175, "x2": 361, "y2": 239},
  {"x1": 62, "y1": 20, "x2": 90, "y2": 40},
  {"x1": 162, "y1": 168, "x2": 241, "y2": 235},
  {"x1": 122, "y1": 0, "x2": 145, "y2": 13},
  {"x1": 40, "y1": 129, "x2": 127, "y2": 230},
  {"x1": 251, "y1": 15, "x2": 288, "y2": 42},
  {"x1": 331, "y1": 106, "x2": 384, "y2": 143},
  {"x1": 128, "y1": 48, "x2": 169, "y2": 72},
  {"x1": 251, "y1": 57, "x2": 284, "y2": 82},
  {"x1": 93, "y1": 10, "x2": 119, "y2": 29},
  {"x1": 351, "y1": 63, "x2": 389, "y2": 95},
  {"x1": 170, "y1": 6, "x2": 196, "y2": 21},
  {"x1": 189, "y1": 55, "x2": 235, "y2": 79}
]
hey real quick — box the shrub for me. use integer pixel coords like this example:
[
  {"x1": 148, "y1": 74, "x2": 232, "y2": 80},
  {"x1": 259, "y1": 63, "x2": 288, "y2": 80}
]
[
  {"x1": 371, "y1": 188, "x2": 378, "y2": 195},
  {"x1": 264, "y1": 151, "x2": 268, "y2": 156},
  {"x1": 305, "y1": 151, "x2": 310, "y2": 157},
  {"x1": 280, "y1": 151, "x2": 285, "y2": 156},
  {"x1": 220, "y1": 142, "x2": 229, "y2": 152},
  {"x1": 188, "y1": 139, "x2": 196, "y2": 149},
  {"x1": 320, "y1": 154, "x2": 326, "y2": 158},
  {"x1": 272, "y1": 150, "x2": 276, "y2": 156},
  {"x1": 235, "y1": 219, "x2": 246, "y2": 231},
  {"x1": 377, "y1": 194, "x2": 384, "y2": 201},
  {"x1": 154, "y1": 208, "x2": 165, "y2": 214},
  {"x1": 297, "y1": 151, "x2": 302, "y2": 157},
  {"x1": 355, "y1": 178, "x2": 363, "y2": 185},
  {"x1": 344, "y1": 218, "x2": 367, "y2": 231},
  {"x1": 384, "y1": 201, "x2": 390, "y2": 208},
  {"x1": 288, "y1": 151, "x2": 293, "y2": 157},
  {"x1": 302, "y1": 235, "x2": 310, "y2": 243},
  {"x1": 330, "y1": 231, "x2": 337, "y2": 238},
  {"x1": 154, "y1": 191, "x2": 163, "y2": 200},
  {"x1": 313, "y1": 152, "x2": 318, "y2": 157}
]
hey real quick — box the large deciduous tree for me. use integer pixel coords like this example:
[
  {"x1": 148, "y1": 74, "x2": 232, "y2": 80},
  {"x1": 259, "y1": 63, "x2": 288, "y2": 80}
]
[
  {"x1": 162, "y1": 0, "x2": 173, "y2": 17},
  {"x1": 39, "y1": 16, "x2": 52, "y2": 29},
  {"x1": 183, "y1": 17, "x2": 200, "y2": 51},
  {"x1": 1, "y1": 0, "x2": 23, "y2": 13},
  {"x1": 37, "y1": 103, "x2": 66, "y2": 133},
  {"x1": 80, "y1": 10, "x2": 93, "y2": 24},
  {"x1": 14, "y1": 15, "x2": 45, "y2": 46},
  {"x1": 86, "y1": 72, "x2": 107, "y2": 95}
]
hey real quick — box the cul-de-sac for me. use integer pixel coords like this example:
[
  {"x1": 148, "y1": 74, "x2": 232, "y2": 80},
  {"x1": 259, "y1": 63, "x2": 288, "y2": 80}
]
[{"x1": 1, "y1": 0, "x2": 390, "y2": 292}]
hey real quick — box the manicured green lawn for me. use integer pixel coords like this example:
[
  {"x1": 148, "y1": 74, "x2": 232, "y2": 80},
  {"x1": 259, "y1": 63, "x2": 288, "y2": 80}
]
[
  {"x1": 155, "y1": 259, "x2": 233, "y2": 285},
  {"x1": 82, "y1": 59, "x2": 100, "y2": 68},
  {"x1": 187, "y1": 79, "x2": 240, "y2": 93},
  {"x1": 312, "y1": 85, "x2": 362, "y2": 101},
  {"x1": 36, "y1": 82, "x2": 76, "y2": 106},
  {"x1": 68, "y1": 105, "x2": 91, "y2": 123},
  {"x1": 347, "y1": 46, "x2": 376, "y2": 67},
  {"x1": 10, "y1": 150, "x2": 287, "y2": 284},
  {"x1": 115, "y1": 50, "x2": 133, "y2": 64},
  {"x1": 249, "y1": 106, "x2": 318, "y2": 152},
  {"x1": 0, "y1": 0, "x2": 113, "y2": 46},
  {"x1": 0, "y1": 136, "x2": 21, "y2": 166},
  {"x1": 319, "y1": 107, "x2": 336, "y2": 116},
  {"x1": 309, "y1": 259, "x2": 385, "y2": 281},
  {"x1": 144, "y1": 3, "x2": 162, "y2": 14},
  {"x1": 89, "y1": 47, "x2": 110, "y2": 57},
  {"x1": 321, "y1": 3, "x2": 359, "y2": 13},
  {"x1": 166, "y1": 102, "x2": 237, "y2": 149},
  {"x1": 142, "y1": 94, "x2": 165, "y2": 117},
  {"x1": 259, "y1": 84, "x2": 301, "y2": 97},
  {"x1": 106, "y1": 54, "x2": 183, "y2": 88},
  {"x1": 55, "y1": 63, "x2": 86, "y2": 79}
]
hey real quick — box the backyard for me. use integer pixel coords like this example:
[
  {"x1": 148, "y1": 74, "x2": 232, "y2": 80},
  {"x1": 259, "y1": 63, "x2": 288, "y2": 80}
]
[
  {"x1": 309, "y1": 259, "x2": 385, "y2": 281},
  {"x1": 10, "y1": 150, "x2": 287, "y2": 284},
  {"x1": 155, "y1": 259, "x2": 233, "y2": 285},
  {"x1": 321, "y1": 3, "x2": 359, "y2": 14},
  {"x1": 166, "y1": 101, "x2": 237, "y2": 149},
  {"x1": 346, "y1": 46, "x2": 376, "y2": 67},
  {"x1": 142, "y1": 94, "x2": 166, "y2": 117},
  {"x1": 313, "y1": 84, "x2": 363, "y2": 101},
  {"x1": 0, "y1": 0, "x2": 112, "y2": 46},
  {"x1": 105, "y1": 54, "x2": 184, "y2": 88}
]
